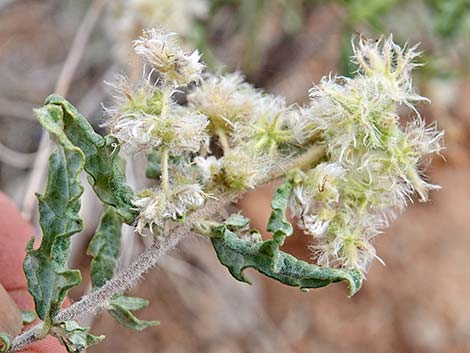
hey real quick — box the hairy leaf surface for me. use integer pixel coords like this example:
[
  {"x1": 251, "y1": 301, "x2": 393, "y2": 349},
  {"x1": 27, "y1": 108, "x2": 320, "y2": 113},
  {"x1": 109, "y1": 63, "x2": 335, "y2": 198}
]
[
  {"x1": 211, "y1": 227, "x2": 362, "y2": 296},
  {"x1": 87, "y1": 207, "x2": 123, "y2": 289},
  {"x1": 23, "y1": 112, "x2": 84, "y2": 320},
  {"x1": 88, "y1": 209, "x2": 158, "y2": 331},
  {"x1": 210, "y1": 181, "x2": 363, "y2": 296},
  {"x1": 108, "y1": 296, "x2": 159, "y2": 331},
  {"x1": 53, "y1": 321, "x2": 104, "y2": 353},
  {"x1": 266, "y1": 180, "x2": 293, "y2": 244},
  {"x1": 41, "y1": 95, "x2": 136, "y2": 222}
]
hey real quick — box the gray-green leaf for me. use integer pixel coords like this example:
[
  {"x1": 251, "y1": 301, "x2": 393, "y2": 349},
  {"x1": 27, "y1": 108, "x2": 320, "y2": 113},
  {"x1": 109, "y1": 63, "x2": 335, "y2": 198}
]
[
  {"x1": 39, "y1": 94, "x2": 136, "y2": 222},
  {"x1": 211, "y1": 225, "x2": 362, "y2": 296},
  {"x1": 86, "y1": 210, "x2": 157, "y2": 332},
  {"x1": 23, "y1": 123, "x2": 84, "y2": 321},
  {"x1": 108, "y1": 296, "x2": 159, "y2": 331},
  {"x1": 266, "y1": 180, "x2": 293, "y2": 245},
  {"x1": 53, "y1": 321, "x2": 104, "y2": 353},
  {"x1": 87, "y1": 207, "x2": 123, "y2": 289},
  {"x1": 225, "y1": 213, "x2": 250, "y2": 230},
  {"x1": 209, "y1": 179, "x2": 362, "y2": 296}
]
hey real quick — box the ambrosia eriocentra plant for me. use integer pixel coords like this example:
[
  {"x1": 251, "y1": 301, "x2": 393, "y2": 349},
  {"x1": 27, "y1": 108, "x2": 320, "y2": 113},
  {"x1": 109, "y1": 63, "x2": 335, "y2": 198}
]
[{"x1": 3, "y1": 29, "x2": 443, "y2": 353}]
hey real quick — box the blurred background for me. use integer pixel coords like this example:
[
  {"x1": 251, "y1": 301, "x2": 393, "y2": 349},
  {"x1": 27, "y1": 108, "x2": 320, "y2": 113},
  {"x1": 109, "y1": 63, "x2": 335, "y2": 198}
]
[{"x1": 0, "y1": 0, "x2": 469, "y2": 352}]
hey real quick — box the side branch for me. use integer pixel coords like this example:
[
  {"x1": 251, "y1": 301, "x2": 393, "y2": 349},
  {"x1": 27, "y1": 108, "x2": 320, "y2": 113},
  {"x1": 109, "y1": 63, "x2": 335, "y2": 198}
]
[
  {"x1": 9, "y1": 147, "x2": 323, "y2": 352},
  {"x1": 9, "y1": 194, "x2": 230, "y2": 352}
]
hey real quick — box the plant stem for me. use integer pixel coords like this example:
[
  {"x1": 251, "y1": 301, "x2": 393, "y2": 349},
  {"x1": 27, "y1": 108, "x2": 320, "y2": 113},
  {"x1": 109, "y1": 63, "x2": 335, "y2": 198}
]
[
  {"x1": 216, "y1": 129, "x2": 230, "y2": 153},
  {"x1": 159, "y1": 87, "x2": 171, "y2": 193},
  {"x1": 160, "y1": 147, "x2": 169, "y2": 193},
  {"x1": 56, "y1": 235, "x2": 181, "y2": 323},
  {"x1": 265, "y1": 145, "x2": 325, "y2": 182},
  {"x1": 8, "y1": 144, "x2": 324, "y2": 352},
  {"x1": 7, "y1": 236, "x2": 177, "y2": 352},
  {"x1": 8, "y1": 192, "x2": 231, "y2": 352},
  {"x1": 160, "y1": 88, "x2": 170, "y2": 120}
]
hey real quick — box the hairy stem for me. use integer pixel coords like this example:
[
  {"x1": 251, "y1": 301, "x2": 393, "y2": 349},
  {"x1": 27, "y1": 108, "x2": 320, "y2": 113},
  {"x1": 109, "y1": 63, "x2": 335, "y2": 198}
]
[
  {"x1": 9, "y1": 235, "x2": 180, "y2": 352},
  {"x1": 8, "y1": 193, "x2": 231, "y2": 352},
  {"x1": 216, "y1": 129, "x2": 230, "y2": 153},
  {"x1": 8, "y1": 145, "x2": 324, "y2": 352},
  {"x1": 265, "y1": 145, "x2": 325, "y2": 182},
  {"x1": 159, "y1": 87, "x2": 171, "y2": 193},
  {"x1": 160, "y1": 147, "x2": 169, "y2": 193}
]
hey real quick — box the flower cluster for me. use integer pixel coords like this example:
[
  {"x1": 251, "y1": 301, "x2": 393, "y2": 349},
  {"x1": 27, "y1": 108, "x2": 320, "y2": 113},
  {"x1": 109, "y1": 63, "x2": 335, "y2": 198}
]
[
  {"x1": 134, "y1": 184, "x2": 206, "y2": 233},
  {"x1": 288, "y1": 36, "x2": 444, "y2": 272},
  {"x1": 104, "y1": 29, "x2": 212, "y2": 234},
  {"x1": 107, "y1": 0, "x2": 208, "y2": 60},
  {"x1": 133, "y1": 29, "x2": 204, "y2": 87},
  {"x1": 106, "y1": 30, "x2": 442, "y2": 274},
  {"x1": 187, "y1": 72, "x2": 261, "y2": 134},
  {"x1": 194, "y1": 149, "x2": 266, "y2": 191},
  {"x1": 187, "y1": 74, "x2": 306, "y2": 193},
  {"x1": 105, "y1": 30, "x2": 208, "y2": 155}
]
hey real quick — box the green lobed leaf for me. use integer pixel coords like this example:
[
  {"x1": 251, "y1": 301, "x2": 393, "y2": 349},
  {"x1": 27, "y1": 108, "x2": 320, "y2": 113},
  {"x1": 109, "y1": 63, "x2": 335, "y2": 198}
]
[
  {"x1": 108, "y1": 296, "x2": 160, "y2": 331},
  {"x1": 87, "y1": 207, "x2": 123, "y2": 289},
  {"x1": 224, "y1": 213, "x2": 250, "y2": 229},
  {"x1": 40, "y1": 94, "x2": 136, "y2": 222},
  {"x1": 87, "y1": 210, "x2": 157, "y2": 331},
  {"x1": 266, "y1": 180, "x2": 294, "y2": 244},
  {"x1": 111, "y1": 296, "x2": 149, "y2": 311},
  {"x1": 23, "y1": 112, "x2": 84, "y2": 321},
  {"x1": 209, "y1": 179, "x2": 363, "y2": 296},
  {"x1": 211, "y1": 226, "x2": 363, "y2": 296},
  {"x1": 0, "y1": 332, "x2": 11, "y2": 353},
  {"x1": 52, "y1": 321, "x2": 104, "y2": 353}
]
